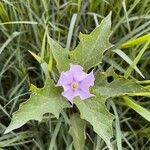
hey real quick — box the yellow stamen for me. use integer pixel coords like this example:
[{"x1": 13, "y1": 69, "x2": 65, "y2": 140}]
[{"x1": 71, "y1": 82, "x2": 78, "y2": 90}]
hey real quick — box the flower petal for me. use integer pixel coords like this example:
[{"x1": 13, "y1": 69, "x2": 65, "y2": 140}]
[
  {"x1": 70, "y1": 64, "x2": 83, "y2": 72},
  {"x1": 62, "y1": 89, "x2": 74, "y2": 102},
  {"x1": 78, "y1": 89, "x2": 94, "y2": 100},
  {"x1": 70, "y1": 64, "x2": 86, "y2": 81},
  {"x1": 57, "y1": 64, "x2": 95, "y2": 103},
  {"x1": 62, "y1": 89, "x2": 80, "y2": 103},
  {"x1": 62, "y1": 89, "x2": 76, "y2": 103},
  {"x1": 80, "y1": 71, "x2": 95, "y2": 86},
  {"x1": 56, "y1": 71, "x2": 73, "y2": 86},
  {"x1": 62, "y1": 84, "x2": 71, "y2": 91}
]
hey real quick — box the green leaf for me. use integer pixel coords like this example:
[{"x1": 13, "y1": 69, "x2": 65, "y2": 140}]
[
  {"x1": 139, "y1": 127, "x2": 150, "y2": 138},
  {"x1": 0, "y1": 2, "x2": 9, "y2": 22},
  {"x1": 70, "y1": 12, "x2": 113, "y2": 71},
  {"x1": 113, "y1": 49, "x2": 144, "y2": 78},
  {"x1": 47, "y1": 34, "x2": 71, "y2": 72},
  {"x1": 0, "y1": 131, "x2": 33, "y2": 147},
  {"x1": 5, "y1": 79, "x2": 70, "y2": 134},
  {"x1": 0, "y1": 32, "x2": 21, "y2": 55},
  {"x1": 122, "y1": 96, "x2": 150, "y2": 122},
  {"x1": 95, "y1": 69, "x2": 150, "y2": 122},
  {"x1": 124, "y1": 40, "x2": 150, "y2": 79},
  {"x1": 69, "y1": 114, "x2": 86, "y2": 150},
  {"x1": 74, "y1": 96, "x2": 114, "y2": 150},
  {"x1": 29, "y1": 51, "x2": 50, "y2": 78},
  {"x1": 28, "y1": 50, "x2": 43, "y2": 63},
  {"x1": 121, "y1": 34, "x2": 150, "y2": 48},
  {"x1": 94, "y1": 69, "x2": 150, "y2": 99}
]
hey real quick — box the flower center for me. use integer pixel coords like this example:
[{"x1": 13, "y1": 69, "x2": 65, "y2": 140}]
[{"x1": 71, "y1": 82, "x2": 78, "y2": 90}]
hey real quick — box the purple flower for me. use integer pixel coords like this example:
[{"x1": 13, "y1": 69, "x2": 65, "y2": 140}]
[{"x1": 56, "y1": 64, "x2": 95, "y2": 103}]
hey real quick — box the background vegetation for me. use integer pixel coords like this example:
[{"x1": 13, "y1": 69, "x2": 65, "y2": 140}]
[{"x1": 0, "y1": 0, "x2": 150, "y2": 149}]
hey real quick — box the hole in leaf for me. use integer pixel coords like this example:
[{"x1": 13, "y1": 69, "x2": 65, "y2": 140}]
[{"x1": 107, "y1": 76, "x2": 114, "y2": 83}]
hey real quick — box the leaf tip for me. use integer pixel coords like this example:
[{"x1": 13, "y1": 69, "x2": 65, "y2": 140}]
[
  {"x1": 105, "y1": 11, "x2": 112, "y2": 25},
  {"x1": 108, "y1": 11, "x2": 112, "y2": 16},
  {"x1": 4, "y1": 126, "x2": 12, "y2": 134}
]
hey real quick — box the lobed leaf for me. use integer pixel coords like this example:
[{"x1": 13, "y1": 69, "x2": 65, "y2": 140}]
[
  {"x1": 95, "y1": 69, "x2": 150, "y2": 122},
  {"x1": 5, "y1": 79, "x2": 70, "y2": 134},
  {"x1": 70, "y1": 12, "x2": 113, "y2": 71},
  {"x1": 47, "y1": 34, "x2": 70, "y2": 72},
  {"x1": 94, "y1": 70, "x2": 150, "y2": 99},
  {"x1": 74, "y1": 96, "x2": 114, "y2": 150}
]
